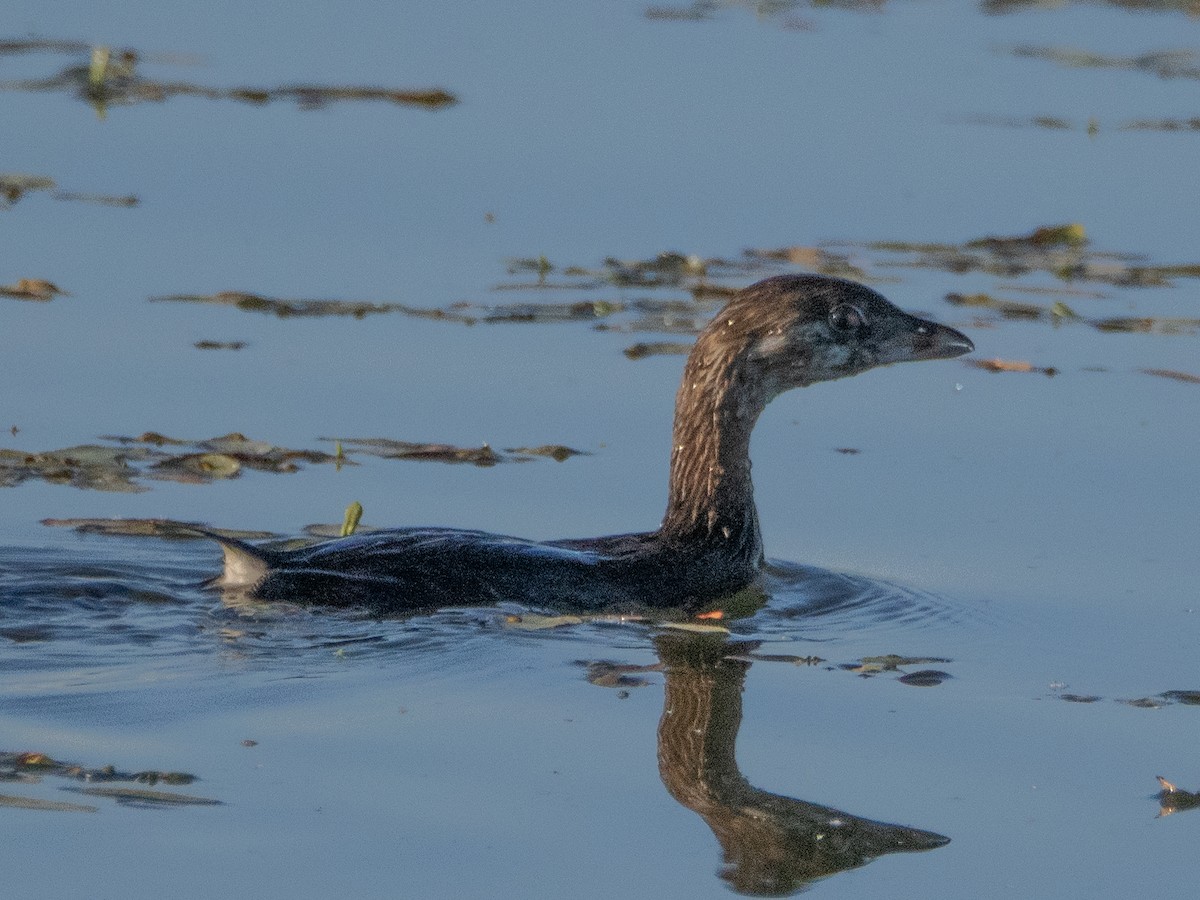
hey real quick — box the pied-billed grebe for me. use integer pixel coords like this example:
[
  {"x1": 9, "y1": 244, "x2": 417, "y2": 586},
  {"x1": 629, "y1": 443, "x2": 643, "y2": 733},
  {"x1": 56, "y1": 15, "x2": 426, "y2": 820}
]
[{"x1": 208, "y1": 274, "x2": 972, "y2": 612}]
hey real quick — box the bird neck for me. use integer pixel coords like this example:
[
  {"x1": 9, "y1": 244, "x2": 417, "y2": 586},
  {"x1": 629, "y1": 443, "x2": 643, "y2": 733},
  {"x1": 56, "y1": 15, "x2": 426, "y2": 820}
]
[{"x1": 660, "y1": 334, "x2": 767, "y2": 559}]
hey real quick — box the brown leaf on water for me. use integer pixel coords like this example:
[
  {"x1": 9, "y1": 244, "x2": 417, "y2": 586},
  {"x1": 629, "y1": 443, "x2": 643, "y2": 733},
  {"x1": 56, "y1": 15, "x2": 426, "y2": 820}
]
[
  {"x1": 1141, "y1": 368, "x2": 1200, "y2": 385},
  {"x1": 966, "y1": 358, "x2": 1058, "y2": 377},
  {"x1": 0, "y1": 278, "x2": 69, "y2": 300}
]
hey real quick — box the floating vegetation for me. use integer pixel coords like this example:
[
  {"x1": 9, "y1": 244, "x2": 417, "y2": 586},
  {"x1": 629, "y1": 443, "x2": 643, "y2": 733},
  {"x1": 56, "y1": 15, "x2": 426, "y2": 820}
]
[
  {"x1": 62, "y1": 785, "x2": 221, "y2": 807},
  {"x1": 151, "y1": 290, "x2": 457, "y2": 320},
  {"x1": 0, "y1": 278, "x2": 69, "y2": 301},
  {"x1": 854, "y1": 224, "x2": 1200, "y2": 290},
  {"x1": 983, "y1": 0, "x2": 1200, "y2": 14},
  {"x1": 0, "y1": 793, "x2": 97, "y2": 813},
  {"x1": 0, "y1": 174, "x2": 53, "y2": 205},
  {"x1": 3, "y1": 429, "x2": 585, "y2": 492},
  {"x1": 1092, "y1": 317, "x2": 1200, "y2": 335},
  {"x1": 0, "y1": 172, "x2": 138, "y2": 208},
  {"x1": 1, "y1": 432, "x2": 342, "y2": 492},
  {"x1": 1141, "y1": 368, "x2": 1200, "y2": 384},
  {"x1": 321, "y1": 437, "x2": 587, "y2": 467},
  {"x1": 1012, "y1": 46, "x2": 1200, "y2": 81},
  {"x1": 578, "y1": 659, "x2": 659, "y2": 689},
  {"x1": 1122, "y1": 117, "x2": 1200, "y2": 132},
  {"x1": 41, "y1": 517, "x2": 277, "y2": 540},
  {"x1": 1157, "y1": 776, "x2": 1200, "y2": 817},
  {"x1": 643, "y1": 0, "x2": 877, "y2": 25},
  {"x1": 840, "y1": 654, "x2": 954, "y2": 683},
  {"x1": 0, "y1": 41, "x2": 457, "y2": 118},
  {"x1": 505, "y1": 248, "x2": 864, "y2": 293},
  {"x1": 966, "y1": 358, "x2": 1059, "y2": 376},
  {"x1": 623, "y1": 341, "x2": 694, "y2": 360},
  {"x1": 952, "y1": 113, "x2": 1094, "y2": 132},
  {"x1": 0, "y1": 749, "x2": 212, "y2": 812}
]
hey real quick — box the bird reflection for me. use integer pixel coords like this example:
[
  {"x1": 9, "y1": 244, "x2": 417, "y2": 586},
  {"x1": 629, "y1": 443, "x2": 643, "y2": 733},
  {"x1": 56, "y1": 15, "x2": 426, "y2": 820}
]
[{"x1": 650, "y1": 631, "x2": 948, "y2": 895}]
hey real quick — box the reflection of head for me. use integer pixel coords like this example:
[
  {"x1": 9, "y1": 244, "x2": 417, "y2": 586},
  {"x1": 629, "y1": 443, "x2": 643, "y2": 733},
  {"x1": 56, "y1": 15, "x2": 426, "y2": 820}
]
[{"x1": 655, "y1": 633, "x2": 948, "y2": 896}]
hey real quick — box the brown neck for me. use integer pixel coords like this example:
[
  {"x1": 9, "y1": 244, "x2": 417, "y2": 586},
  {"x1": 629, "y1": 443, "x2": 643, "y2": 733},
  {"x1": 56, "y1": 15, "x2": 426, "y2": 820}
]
[{"x1": 660, "y1": 330, "x2": 767, "y2": 556}]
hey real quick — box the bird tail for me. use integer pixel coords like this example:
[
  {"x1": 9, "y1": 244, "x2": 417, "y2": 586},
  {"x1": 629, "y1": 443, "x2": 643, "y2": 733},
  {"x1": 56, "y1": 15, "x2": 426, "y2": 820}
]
[{"x1": 187, "y1": 527, "x2": 276, "y2": 589}]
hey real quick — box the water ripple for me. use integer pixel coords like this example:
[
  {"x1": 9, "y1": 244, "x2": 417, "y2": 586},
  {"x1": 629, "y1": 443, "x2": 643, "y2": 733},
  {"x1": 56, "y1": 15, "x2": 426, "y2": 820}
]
[{"x1": 0, "y1": 541, "x2": 978, "y2": 680}]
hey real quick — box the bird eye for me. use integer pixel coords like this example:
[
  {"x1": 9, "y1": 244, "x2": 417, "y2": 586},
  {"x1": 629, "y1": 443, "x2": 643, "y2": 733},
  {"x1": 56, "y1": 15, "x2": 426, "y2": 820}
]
[{"x1": 828, "y1": 304, "x2": 865, "y2": 334}]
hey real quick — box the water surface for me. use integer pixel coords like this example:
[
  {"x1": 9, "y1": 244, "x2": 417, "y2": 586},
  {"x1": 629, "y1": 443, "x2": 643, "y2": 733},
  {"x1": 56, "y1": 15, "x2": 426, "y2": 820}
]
[{"x1": 2, "y1": 1, "x2": 1198, "y2": 897}]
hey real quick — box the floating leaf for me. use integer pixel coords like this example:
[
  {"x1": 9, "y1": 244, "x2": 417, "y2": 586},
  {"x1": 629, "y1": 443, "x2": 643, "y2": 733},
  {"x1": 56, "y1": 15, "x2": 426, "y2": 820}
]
[
  {"x1": 0, "y1": 278, "x2": 69, "y2": 300},
  {"x1": 966, "y1": 358, "x2": 1058, "y2": 377}
]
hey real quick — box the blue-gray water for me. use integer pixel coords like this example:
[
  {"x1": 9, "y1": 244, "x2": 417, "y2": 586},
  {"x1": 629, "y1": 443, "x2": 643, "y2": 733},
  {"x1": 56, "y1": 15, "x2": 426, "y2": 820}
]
[{"x1": 2, "y1": 2, "x2": 1198, "y2": 897}]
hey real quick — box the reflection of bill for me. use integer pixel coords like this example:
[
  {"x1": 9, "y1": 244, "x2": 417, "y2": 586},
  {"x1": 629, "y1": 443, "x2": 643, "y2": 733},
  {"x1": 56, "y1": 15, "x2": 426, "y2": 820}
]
[{"x1": 654, "y1": 633, "x2": 949, "y2": 896}]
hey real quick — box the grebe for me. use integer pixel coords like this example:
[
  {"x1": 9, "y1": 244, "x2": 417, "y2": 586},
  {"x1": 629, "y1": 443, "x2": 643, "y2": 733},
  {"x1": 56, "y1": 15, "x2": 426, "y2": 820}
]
[{"x1": 207, "y1": 274, "x2": 972, "y2": 613}]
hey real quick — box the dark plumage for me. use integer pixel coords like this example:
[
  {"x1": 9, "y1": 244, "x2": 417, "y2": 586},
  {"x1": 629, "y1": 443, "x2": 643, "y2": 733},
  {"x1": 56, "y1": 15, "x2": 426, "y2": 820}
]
[{"x1": 208, "y1": 274, "x2": 972, "y2": 613}]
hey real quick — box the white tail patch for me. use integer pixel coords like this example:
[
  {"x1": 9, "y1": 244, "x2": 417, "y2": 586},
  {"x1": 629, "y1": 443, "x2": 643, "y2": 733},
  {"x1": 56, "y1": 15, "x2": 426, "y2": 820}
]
[{"x1": 214, "y1": 539, "x2": 271, "y2": 588}]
